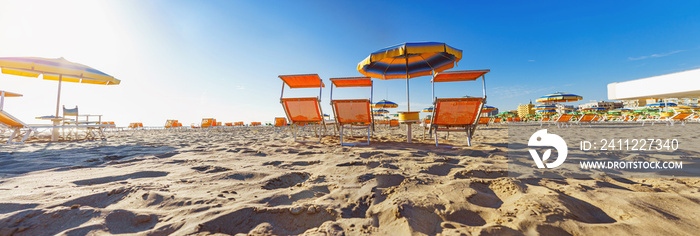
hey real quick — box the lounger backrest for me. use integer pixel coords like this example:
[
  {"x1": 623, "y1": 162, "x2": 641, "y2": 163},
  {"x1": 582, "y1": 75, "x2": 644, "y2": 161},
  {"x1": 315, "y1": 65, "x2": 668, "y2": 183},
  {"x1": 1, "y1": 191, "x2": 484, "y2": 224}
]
[
  {"x1": 579, "y1": 114, "x2": 596, "y2": 122},
  {"x1": 0, "y1": 110, "x2": 26, "y2": 128},
  {"x1": 63, "y1": 106, "x2": 78, "y2": 117},
  {"x1": 433, "y1": 97, "x2": 483, "y2": 126},
  {"x1": 274, "y1": 117, "x2": 287, "y2": 127},
  {"x1": 201, "y1": 118, "x2": 215, "y2": 128},
  {"x1": 493, "y1": 118, "x2": 502, "y2": 123},
  {"x1": 541, "y1": 117, "x2": 550, "y2": 122},
  {"x1": 671, "y1": 113, "x2": 693, "y2": 120},
  {"x1": 165, "y1": 120, "x2": 174, "y2": 128},
  {"x1": 281, "y1": 97, "x2": 323, "y2": 123},
  {"x1": 478, "y1": 117, "x2": 490, "y2": 124},
  {"x1": 390, "y1": 119, "x2": 399, "y2": 126},
  {"x1": 332, "y1": 99, "x2": 371, "y2": 124},
  {"x1": 556, "y1": 114, "x2": 574, "y2": 122}
]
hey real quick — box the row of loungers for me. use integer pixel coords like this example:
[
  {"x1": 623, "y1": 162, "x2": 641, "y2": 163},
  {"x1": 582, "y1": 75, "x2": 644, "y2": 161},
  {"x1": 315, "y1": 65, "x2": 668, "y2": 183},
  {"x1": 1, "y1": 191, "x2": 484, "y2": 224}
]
[{"x1": 278, "y1": 70, "x2": 490, "y2": 147}]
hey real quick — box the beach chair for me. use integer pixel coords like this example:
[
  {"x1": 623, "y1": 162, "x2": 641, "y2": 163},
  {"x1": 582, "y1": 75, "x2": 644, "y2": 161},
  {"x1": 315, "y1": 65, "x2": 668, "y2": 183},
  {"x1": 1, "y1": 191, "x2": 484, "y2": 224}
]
[
  {"x1": 61, "y1": 106, "x2": 110, "y2": 140},
  {"x1": 428, "y1": 70, "x2": 489, "y2": 147},
  {"x1": 575, "y1": 114, "x2": 597, "y2": 127},
  {"x1": 201, "y1": 118, "x2": 215, "y2": 128},
  {"x1": 643, "y1": 112, "x2": 693, "y2": 126},
  {"x1": 329, "y1": 77, "x2": 373, "y2": 146},
  {"x1": 478, "y1": 117, "x2": 491, "y2": 125},
  {"x1": 279, "y1": 74, "x2": 326, "y2": 143},
  {"x1": 390, "y1": 119, "x2": 400, "y2": 128},
  {"x1": 274, "y1": 117, "x2": 288, "y2": 132}
]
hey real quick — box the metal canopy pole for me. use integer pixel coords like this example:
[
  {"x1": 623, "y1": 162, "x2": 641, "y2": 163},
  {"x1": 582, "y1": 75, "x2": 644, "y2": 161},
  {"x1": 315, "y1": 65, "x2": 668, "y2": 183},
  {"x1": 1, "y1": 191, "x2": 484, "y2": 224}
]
[{"x1": 405, "y1": 53, "x2": 412, "y2": 143}]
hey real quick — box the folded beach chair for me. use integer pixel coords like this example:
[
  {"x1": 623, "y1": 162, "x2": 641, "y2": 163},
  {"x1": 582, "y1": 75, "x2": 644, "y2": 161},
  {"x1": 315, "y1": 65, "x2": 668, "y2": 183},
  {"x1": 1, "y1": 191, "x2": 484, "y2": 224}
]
[
  {"x1": 279, "y1": 74, "x2": 327, "y2": 143},
  {"x1": 329, "y1": 77, "x2": 373, "y2": 146},
  {"x1": 274, "y1": 117, "x2": 288, "y2": 132},
  {"x1": 428, "y1": 70, "x2": 489, "y2": 147},
  {"x1": 575, "y1": 114, "x2": 597, "y2": 127}
]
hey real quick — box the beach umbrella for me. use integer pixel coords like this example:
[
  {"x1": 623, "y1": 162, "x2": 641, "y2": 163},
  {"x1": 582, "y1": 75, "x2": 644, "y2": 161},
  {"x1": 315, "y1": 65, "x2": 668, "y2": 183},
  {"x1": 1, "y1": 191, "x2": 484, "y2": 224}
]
[
  {"x1": 422, "y1": 107, "x2": 434, "y2": 113},
  {"x1": 373, "y1": 99, "x2": 398, "y2": 109},
  {"x1": 536, "y1": 109, "x2": 557, "y2": 115},
  {"x1": 357, "y1": 42, "x2": 462, "y2": 143},
  {"x1": 357, "y1": 42, "x2": 462, "y2": 112},
  {"x1": 536, "y1": 92, "x2": 582, "y2": 103},
  {"x1": 372, "y1": 109, "x2": 389, "y2": 114},
  {"x1": 482, "y1": 105, "x2": 497, "y2": 112},
  {"x1": 644, "y1": 102, "x2": 677, "y2": 108},
  {"x1": 609, "y1": 108, "x2": 632, "y2": 113},
  {"x1": 534, "y1": 104, "x2": 557, "y2": 110},
  {"x1": 0, "y1": 57, "x2": 120, "y2": 118}
]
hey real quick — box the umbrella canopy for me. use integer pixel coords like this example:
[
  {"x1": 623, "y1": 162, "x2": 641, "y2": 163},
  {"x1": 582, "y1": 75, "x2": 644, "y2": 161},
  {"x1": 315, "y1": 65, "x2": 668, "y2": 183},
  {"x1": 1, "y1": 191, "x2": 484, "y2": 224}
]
[
  {"x1": 372, "y1": 109, "x2": 389, "y2": 114},
  {"x1": 0, "y1": 57, "x2": 119, "y2": 117},
  {"x1": 536, "y1": 92, "x2": 582, "y2": 103},
  {"x1": 581, "y1": 107, "x2": 606, "y2": 113},
  {"x1": 357, "y1": 42, "x2": 462, "y2": 112},
  {"x1": 373, "y1": 99, "x2": 398, "y2": 108},
  {"x1": 645, "y1": 102, "x2": 678, "y2": 108},
  {"x1": 609, "y1": 108, "x2": 633, "y2": 113},
  {"x1": 482, "y1": 105, "x2": 497, "y2": 112},
  {"x1": 534, "y1": 104, "x2": 557, "y2": 110},
  {"x1": 422, "y1": 107, "x2": 434, "y2": 113},
  {"x1": 536, "y1": 109, "x2": 558, "y2": 115}
]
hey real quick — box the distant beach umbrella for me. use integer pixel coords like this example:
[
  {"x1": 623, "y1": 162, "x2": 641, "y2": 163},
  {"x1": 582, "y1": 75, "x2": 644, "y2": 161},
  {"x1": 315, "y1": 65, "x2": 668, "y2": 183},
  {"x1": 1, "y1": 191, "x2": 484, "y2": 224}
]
[
  {"x1": 372, "y1": 109, "x2": 389, "y2": 114},
  {"x1": 534, "y1": 104, "x2": 557, "y2": 110},
  {"x1": 536, "y1": 109, "x2": 557, "y2": 115},
  {"x1": 609, "y1": 108, "x2": 632, "y2": 113},
  {"x1": 422, "y1": 107, "x2": 434, "y2": 113},
  {"x1": 482, "y1": 105, "x2": 497, "y2": 112},
  {"x1": 373, "y1": 99, "x2": 398, "y2": 108},
  {"x1": 536, "y1": 92, "x2": 582, "y2": 103},
  {"x1": 645, "y1": 102, "x2": 678, "y2": 108}
]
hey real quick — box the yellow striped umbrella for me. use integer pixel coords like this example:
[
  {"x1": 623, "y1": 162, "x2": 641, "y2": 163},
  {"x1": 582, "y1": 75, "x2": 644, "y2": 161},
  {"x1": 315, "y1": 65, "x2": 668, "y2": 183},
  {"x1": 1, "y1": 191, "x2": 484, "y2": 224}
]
[{"x1": 0, "y1": 57, "x2": 120, "y2": 117}]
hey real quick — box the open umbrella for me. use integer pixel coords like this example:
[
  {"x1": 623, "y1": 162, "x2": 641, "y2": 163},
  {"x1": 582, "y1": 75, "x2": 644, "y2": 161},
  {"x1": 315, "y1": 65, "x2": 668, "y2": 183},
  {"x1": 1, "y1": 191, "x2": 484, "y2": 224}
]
[
  {"x1": 358, "y1": 42, "x2": 462, "y2": 143},
  {"x1": 373, "y1": 99, "x2": 398, "y2": 109},
  {"x1": 422, "y1": 107, "x2": 434, "y2": 113},
  {"x1": 482, "y1": 105, "x2": 497, "y2": 113},
  {"x1": 536, "y1": 109, "x2": 558, "y2": 115},
  {"x1": 372, "y1": 109, "x2": 389, "y2": 114},
  {"x1": 536, "y1": 92, "x2": 582, "y2": 103},
  {"x1": 534, "y1": 104, "x2": 557, "y2": 110},
  {"x1": 0, "y1": 57, "x2": 119, "y2": 117}
]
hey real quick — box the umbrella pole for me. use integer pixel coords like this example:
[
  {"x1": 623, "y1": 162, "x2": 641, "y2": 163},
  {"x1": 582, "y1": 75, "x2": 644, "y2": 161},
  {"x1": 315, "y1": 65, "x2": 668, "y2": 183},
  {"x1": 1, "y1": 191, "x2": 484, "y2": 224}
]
[
  {"x1": 52, "y1": 74, "x2": 63, "y2": 142},
  {"x1": 406, "y1": 73, "x2": 412, "y2": 143}
]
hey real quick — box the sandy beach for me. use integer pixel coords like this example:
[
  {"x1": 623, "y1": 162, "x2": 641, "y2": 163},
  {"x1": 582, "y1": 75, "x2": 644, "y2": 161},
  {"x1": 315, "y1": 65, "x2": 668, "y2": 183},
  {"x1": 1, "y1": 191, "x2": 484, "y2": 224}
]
[{"x1": 0, "y1": 124, "x2": 698, "y2": 235}]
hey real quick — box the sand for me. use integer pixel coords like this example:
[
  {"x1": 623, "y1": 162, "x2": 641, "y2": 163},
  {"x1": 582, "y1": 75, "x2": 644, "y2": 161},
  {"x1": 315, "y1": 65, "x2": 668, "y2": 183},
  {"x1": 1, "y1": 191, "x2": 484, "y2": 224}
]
[{"x1": 0, "y1": 124, "x2": 699, "y2": 235}]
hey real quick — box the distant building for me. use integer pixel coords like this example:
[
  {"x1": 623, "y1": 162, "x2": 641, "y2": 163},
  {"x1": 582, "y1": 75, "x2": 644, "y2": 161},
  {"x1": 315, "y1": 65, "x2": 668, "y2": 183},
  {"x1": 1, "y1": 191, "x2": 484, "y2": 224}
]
[
  {"x1": 517, "y1": 101, "x2": 535, "y2": 118},
  {"x1": 578, "y1": 101, "x2": 623, "y2": 110},
  {"x1": 556, "y1": 104, "x2": 575, "y2": 114}
]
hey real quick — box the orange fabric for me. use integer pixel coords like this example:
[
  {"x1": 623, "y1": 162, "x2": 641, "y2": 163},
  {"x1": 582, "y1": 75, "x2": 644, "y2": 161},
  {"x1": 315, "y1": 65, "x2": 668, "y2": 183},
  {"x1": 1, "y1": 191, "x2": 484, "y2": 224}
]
[
  {"x1": 478, "y1": 117, "x2": 490, "y2": 124},
  {"x1": 225, "y1": 122, "x2": 233, "y2": 126},
  {"x1": 390, "y1": 119, "x2": 399, "y2": 126},
  {"x1": 281, "y1": 97, "x2": 322, "y2": 123},
  {"x1": 332, "y1": 99, "x2": 371, "y2": 124},
  {"x1": 165, "y1": 120, "x2": 174, "y2": 128},
  {"x1": 201, "y1": 118, "x2": 215, "y2": 128},
  {"x1": 493, "y1": 118, "x2": 502, "y2": 123},
  {"x1": 279, "y1": 74, "x2": 324, "y2": 88},
  {"x1": 0, "y1": 111, "x2": 23, "y2": 127},
  {"x1": 433, "y1": 97, "x2": 483, "y2": 126},
  {"x1": 671, "y1": 113, "x2": 693, "y2": 120},
  {"x1": 556, "y1": 114, "x2": 574, "y2": 122},
  {"x1": 578, "y1": 114, "x2": 596, "y2": 122},
  {"x1": 330, "y1": 77, "x2": 372, "y2": 87},
  {"x1": 541, "y1": 117, "x2": 550, "y2": 122},
  {"x1": 433, "y1": 69, "x2": 490, "y2": 83},
  {"x1": 274, "y1": 117, "x2": 287, "y2": 126},
  {"x1": 251, "y1": 122, "x2": 262, "y2": 126}
]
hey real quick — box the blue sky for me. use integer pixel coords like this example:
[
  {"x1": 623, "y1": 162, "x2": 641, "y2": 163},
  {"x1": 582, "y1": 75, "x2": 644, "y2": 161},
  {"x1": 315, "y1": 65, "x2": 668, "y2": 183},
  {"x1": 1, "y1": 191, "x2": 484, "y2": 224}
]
[{"x1": 1, "y1": 0, "x2": 699, "y2": 126}]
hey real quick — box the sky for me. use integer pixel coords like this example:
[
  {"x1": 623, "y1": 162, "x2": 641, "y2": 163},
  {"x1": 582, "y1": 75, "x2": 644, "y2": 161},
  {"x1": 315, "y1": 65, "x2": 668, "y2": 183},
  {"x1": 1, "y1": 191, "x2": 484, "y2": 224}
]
[{"x1": 1, "y1": 0, "x2": 699, "y2": 126}]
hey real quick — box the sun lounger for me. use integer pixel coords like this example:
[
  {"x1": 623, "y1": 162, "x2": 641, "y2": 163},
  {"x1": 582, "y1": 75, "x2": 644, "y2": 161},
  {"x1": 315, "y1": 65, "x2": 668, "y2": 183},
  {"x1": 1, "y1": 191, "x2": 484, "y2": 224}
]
[
  {"x1": 642, "y1": 112, "x2": 693, "y2": 126},
  {"x1": 329, "y1": 77, "x2": 373, "y2": 146},
  {"x1": 478, "y1": 117, "x2": 491, "y2": 126},
  {"x1": 575, "y1": 114, "x2": 597, "y2": 127},
  {"x1": 0, "y1": 110, "x2": 56, "y2": 143},
  {"x1": 279, "y1": 74, "x2": 327, "y2": 143},
  {"x1": 428, "y1": 70, "x2": 489, "y2": 147}
]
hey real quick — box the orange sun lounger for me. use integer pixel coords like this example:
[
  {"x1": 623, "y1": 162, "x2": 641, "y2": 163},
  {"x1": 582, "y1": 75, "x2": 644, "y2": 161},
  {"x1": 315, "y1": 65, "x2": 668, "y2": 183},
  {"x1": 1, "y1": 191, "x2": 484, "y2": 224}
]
[
  {"x1": 329, "y1": 77, "x2": 373, "y2": 146},
  {"x1": 427, "y1": 70, "x2": 489, "y2": 147},
  {"x1": 279, "y1": 74, "x2": 326, "y2": 143}
]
